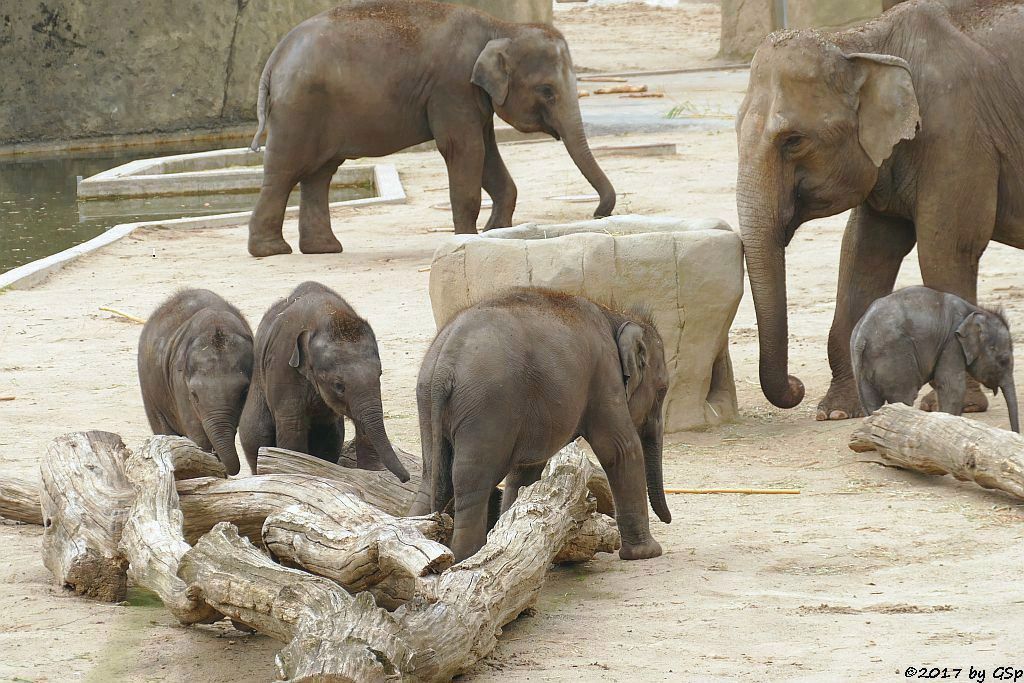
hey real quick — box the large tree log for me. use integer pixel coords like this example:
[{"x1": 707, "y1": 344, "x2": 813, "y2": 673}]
[
  {"x1": 0, "y1": 476, "x2": 43, "y2": 524},
  {"x1": 120, "y1": 436, "x2": 224, "y2": 624},
  {"x1": 849, "y1": 403, "x2": 1024, "y2": 500},
  {"x1": 39, "y1": 431, "x2": 134, "y2": 602}
]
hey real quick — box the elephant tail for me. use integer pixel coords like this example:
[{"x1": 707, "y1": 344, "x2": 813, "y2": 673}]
[
  {"x1": 250, "y1": 51, "x2": 276, "y2": 152},
  {"x1": 429, "y1": 372, "x2": 454, "y2": 514}
]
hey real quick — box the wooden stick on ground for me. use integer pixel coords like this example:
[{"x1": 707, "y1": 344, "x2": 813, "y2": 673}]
[
  {"x1": 663, "y1": 488, "x2": 801, "y2": 495},
  {"x1": 0, "y1": 476, "x2": 43, "y2": 524},
  {"x1": 98, "y1": 306, "x2": 146, "y2": 324},
  {"x1": 39, "y1": 431, "x2": 134, "y2": 602},
  {"x1": 849, "y1": 403, "x2": 1024, "y2": 500}
]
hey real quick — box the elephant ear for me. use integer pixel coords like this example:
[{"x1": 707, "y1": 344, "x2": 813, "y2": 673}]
[
  {"x1": 289, "y1": 330, "x2": 311, "y2": 371},
  {"x1": 472, "y1": 38, "x2": 511, "y2": 107},
  {"x1": 955, "y1": 312, "x2": 986, "y2": 366},
  {"x1": 616, "y1": 322, "x2": 648, "y2": 400},
  {"x1": 846, "y1": 53, "x2": 920, "y2": 167}
]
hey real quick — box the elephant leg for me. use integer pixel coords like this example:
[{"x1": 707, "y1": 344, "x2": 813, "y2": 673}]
[
  {"x1": 274, "y1": 414, "x2": 310, "y2": 455},
  {"x1": 298, "y1": 160, "x2": 344, "y2": 254},
  {"x1": 144, "y1": 404, "x2": 176, "y2": 436},
  {"x1": 587, "y1": 420, "x2": 661, "y2": 560},
  {"x1": 431, "y1": 109, "x2": 486, "y2": 234},
  {"x1": 481, "y1": 123, "x2": 517, "y2": 231},
  {"x1": 408, "y1": 381, "x2": 436, "y2": 516},
  {"x1": 818, "y1": 207, "x2": 916, "y2": 421},
  {"x1": 308, "y1": 420, "x2": 342, "y2": 463},
  {"x1": 500, "y1": 463, "x2": 545, "y2": 514},
  {"x1": 448, "y1": 434, "x2": 507, "y2": 562},
  {"x1": 856, "y1": 379, "x2": 884, "y2": 416},
  {"x1": 239, "y1": 387, "x2": 274, "y2": 474},
  {"x1": 183, "y1": 426, "x2": 214, "y2": 453},
  {"x1": 248, "y1": 152, "x2": 299, "y2": 257},
  {"x1": 930, "y1": 343, "x2": 968, "y2": 416}
]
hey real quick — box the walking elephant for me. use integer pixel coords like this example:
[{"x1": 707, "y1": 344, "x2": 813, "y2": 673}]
[
  {"x1": 735, "y1": 0, "x2": 1024, "y2": 419},
  {"x1": 247, "y1": 0, "x2": 614, "y2": 257}
]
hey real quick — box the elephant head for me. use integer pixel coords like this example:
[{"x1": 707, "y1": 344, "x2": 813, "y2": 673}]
[
  {"x1": 180, "y1": 316, "x2": 253, "y2": 476},
  {"x1": 615, "y1": 314, "x2": 672, "y2": 525},
  {"x1": 289, "y1": 315, "x2": 411, "y2": 482},
  {"x1": 471, "y1": 27, "x2": 615, "y2": 219},
  {"x1": 736, "y1": 32, "x2": 920, "y2": 408},
  {"x1": 956, "y1": 310, "x2": 1019, "y2": 433}
]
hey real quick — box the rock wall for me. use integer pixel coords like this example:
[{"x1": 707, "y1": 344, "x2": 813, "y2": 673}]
[
  {"x1": 1, "y1": 0, "x2": 552, "y2": 145},
  {"x1": 428, "y1": 216, "x2": 744, "y2": 433}
]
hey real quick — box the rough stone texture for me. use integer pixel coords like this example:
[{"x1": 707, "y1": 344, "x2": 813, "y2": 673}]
[
  {"x1": 719, "y1": 0, "x2": 777, "y2": 61},
  {"x1": 428, "y1": 215, "x2": 744, "y2": 432},
  {"x1": 786, "y1": 0, "x2": 883, "y2": 31},
  {"x1": 2, "y1": 0, "x2": 552, "y2": 145}
]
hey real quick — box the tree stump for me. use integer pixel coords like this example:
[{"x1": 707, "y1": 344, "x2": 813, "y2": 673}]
[
  {"x1": 39, "y1": 431, "x2": 134, "y2": 602},
  {"x1": 0, "y1": 476, "x2": 43, "y2": 524},
  {"x1": 849, "y1": 403, "x2": 1024, "y2": 500}
]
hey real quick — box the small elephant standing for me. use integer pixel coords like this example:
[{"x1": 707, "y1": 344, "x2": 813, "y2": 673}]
[
  {"x1": 138, "y1": 289, "x2": 254, "y2": 475},
  {"x1": 239, "y1": 281, "x2": 410, "y2": 481},
  {"x1": 246, "y1": 0, "x2": 615, "y2": 257},
  {"x1": 851, "y1": 286, "x2": 1018, "y2": 432},
  {"x1": 409, "y1": 288, "x2": 671, "y2": 562}
]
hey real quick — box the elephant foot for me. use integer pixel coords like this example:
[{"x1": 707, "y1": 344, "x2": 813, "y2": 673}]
[
  {"x1": 815, "y1": 378, "x2": 865, "y2": 421},
  {"x1": 248, "y1": 236, "x2": 293, "y2": 258},
  {"x1": 619, "y1": 537, "x2": 662, "y2": 561},
  {"x1": 919, "y1": 385, "x2": 988, "y2": 413},
  {"x1": 299, "y1": 232, "x2": 344, "y2": 254}
]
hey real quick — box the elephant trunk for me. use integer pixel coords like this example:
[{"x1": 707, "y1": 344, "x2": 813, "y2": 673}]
[
  {"x1": 1002, "y1": 379, "x2": 1019, "y2": 433},
  {"x1": 202, "y1": 410, "x2": 242, "y2": 476},
  {"x1": 557, "y1": 101, "x2": 615, "y2": 218},
  {"x1": 350, "y1": 391, "x2": 411, "y2": 483},
  {"x1": 642, "y1": 421, "x2": 671, "y2": 524},
  {"x1": 737, "y1": 153, "x2": 805, "y2": 409}
]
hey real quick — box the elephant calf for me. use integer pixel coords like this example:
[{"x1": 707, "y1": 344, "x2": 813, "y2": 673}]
[
  {"x1": 138, "y1": 289, "x2": 254, "y2": 475},
  {"x1": 409, "y1": 288, "x2": 672, "y2": 562},
  {"x1": 851, "y1": 286, "x2": 1018, "y2": 432},
  {"x1": 239, "y1": 281, "x2": 410, "y2": 481}
]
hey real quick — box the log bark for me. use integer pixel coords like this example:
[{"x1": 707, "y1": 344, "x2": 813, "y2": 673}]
[
  {"x1": 120, "y1": 436, "x2": 224, "y2": 624},
  {"x1": 39, "y1": 431, "x2": 134, "y2": 602},
  {"x1": 258, "y1": 446, "x2": 420, "y2": 517},
  {"x1": 849, "y1": 403, "x2": 1024, "y2": 500},
  {"x1": 0, "y1": 476, "x2": 43, "y2": 524}
]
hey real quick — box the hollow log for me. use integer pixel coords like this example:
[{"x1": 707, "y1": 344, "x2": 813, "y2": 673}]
[
  {"x1": 0, "y1": 476, "x2": 43, "y2": 524},
  {"x1": 120, "y1": 436, "x2": 223, "y2": 624},
  {"x1": 849, "y1": 403, "x2": 1024, "y2": 500},
  {"x1": 257, "y1": 445, "x2": 420, "y2": 517},
  {"x1": 39, "y1": 431, "x2": 134, "y2": 602},
  {"x1": 179, "y1": 522, "x2": 411, "y2": 682}
]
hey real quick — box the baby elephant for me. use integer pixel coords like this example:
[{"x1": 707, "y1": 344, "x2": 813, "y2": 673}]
[
  {"x1": 409, "y1": 288, "x2": 672, "y2": 562},
  {"x1": 852, "y1": 286, "x2": 1018, "y2": 431},
  {"x1": 239, "y1": 282, "x2": 410, "y2": 481},
  {"x1": 138, "y1": 289, "x2": 254, "y2": 475}
]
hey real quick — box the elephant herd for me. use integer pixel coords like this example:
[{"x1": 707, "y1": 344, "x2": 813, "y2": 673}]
[{"x1": 137, "y1": 0, "x2": 1024, "y2": 565}]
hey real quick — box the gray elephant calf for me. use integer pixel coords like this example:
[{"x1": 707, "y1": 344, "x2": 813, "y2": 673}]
[
  {"x1": 851, "y1": 286, "x2": 1018, "y2": 431},
  {"x1": 239, "y1": 281, "x2": 410, "y2": 481},
  {"x1": 409, "y1": 288, "x2": 672, "y2": 562},
  {"x1": 138, "y1": 289, "x2": 254, "y2": 475}
]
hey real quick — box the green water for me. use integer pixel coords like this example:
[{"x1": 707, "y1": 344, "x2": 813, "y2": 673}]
[{"x1": 0, "y1": 144, "x2": 373, "y2": 274}]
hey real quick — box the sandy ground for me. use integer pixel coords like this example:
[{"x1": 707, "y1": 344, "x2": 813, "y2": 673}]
[{"x1": 3, "y1": 2, "x2": 1024, "y2": 681}]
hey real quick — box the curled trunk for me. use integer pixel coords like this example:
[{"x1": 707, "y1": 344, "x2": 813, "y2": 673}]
[
  {"x1": 202, "y1": 413, "x2": 241, "y2": 476},
  {"x1": 557, "y1": 103, "x2": 616, "y2": 218},
  {"x1": 350, "y1": 394, "x2": 410, "y2": 483}
]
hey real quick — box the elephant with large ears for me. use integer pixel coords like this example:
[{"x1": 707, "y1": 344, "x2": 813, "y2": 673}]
[
  {"x1": 138, "y1": 289, "x2": 254, "y2": 475},
  {"x1": 736, "y1": 1, "x2": 1024, "y2": 420},
  {"x1": 247, "y1": 0, "x2": 614, "y2": 257},
  {"x1": 852, "y1": 286, "x2": 1018, "y2": 432},
  {"x1": 238, "y1": 282, "x2": 409, "y2": 482},
  {"x1": 408, "y1": 288, "x2": 671, "y2": 563}
]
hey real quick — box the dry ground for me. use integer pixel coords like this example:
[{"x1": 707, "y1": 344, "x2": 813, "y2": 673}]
[{"x1": 2, "y1": 2, "x2": 1023, "y2": 681}]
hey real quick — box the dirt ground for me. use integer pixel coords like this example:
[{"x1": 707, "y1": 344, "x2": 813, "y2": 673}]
[{"x1": 3, "y1": 2, "x2": 1024, "y2": 681}]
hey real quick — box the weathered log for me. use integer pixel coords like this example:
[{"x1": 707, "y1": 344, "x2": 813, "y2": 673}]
[
  {"x1": 0, "y1": 475, "x2": 43, "y2": 524},
  {"x1": 179, "y1": 522, "x2": 411, "y2": 682},
  {"x1": 553, "y1": 513, "x2": 620, "y2": 564},
  {"x1": 120, "y1": 436, "x2": 223, "y2": 624},
  {"x1": 39, "y1": 431, "x2": 134, "y2": 602},
  {"x1": 264, "y1": 501, "x2": 453, "y2": 609},
  {"x1": 849, "y1": 403, "x2": 1024, "y2": 499},
  {"x1": 257, "y1": 445, "x2": 420, "y2": 517}
]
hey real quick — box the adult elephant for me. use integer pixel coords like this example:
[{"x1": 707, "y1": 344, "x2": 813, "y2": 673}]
[
  {"x1": 735, "y1": 0, "x2": 1024, "y2": 420},
  {"x1": 247, "y1": 0, "x2": 614, "y2": 257}
]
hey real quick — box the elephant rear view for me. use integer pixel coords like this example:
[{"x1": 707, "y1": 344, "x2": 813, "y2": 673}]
[
  {"x1": 239, "y1": 281, "x2": 410, "y2": 482},
  {"x1": 246, "y1": 0, "x2": 615, "y2": 257},
  {"x1": 138, "y1": 289, "x2": 254, "y2": 475},
  {"x1": 409, "y1": 287, "x2": 671, "y2": 562}
]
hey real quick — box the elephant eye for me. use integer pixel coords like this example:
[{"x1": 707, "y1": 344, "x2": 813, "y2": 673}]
[
  {"x1": 781, "y1": 134, "x2": 806, "y2": 154},
  {"x1": 536, "y1": 84, "x2": 556, "y2": 102},
  {"x1": 333, "y1": 380, "x2": 346, "y2": 393}
]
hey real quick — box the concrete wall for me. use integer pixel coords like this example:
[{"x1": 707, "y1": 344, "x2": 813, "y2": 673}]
[{"x1": 1, "y1": 0, "x2": 552, "y2": 146}]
